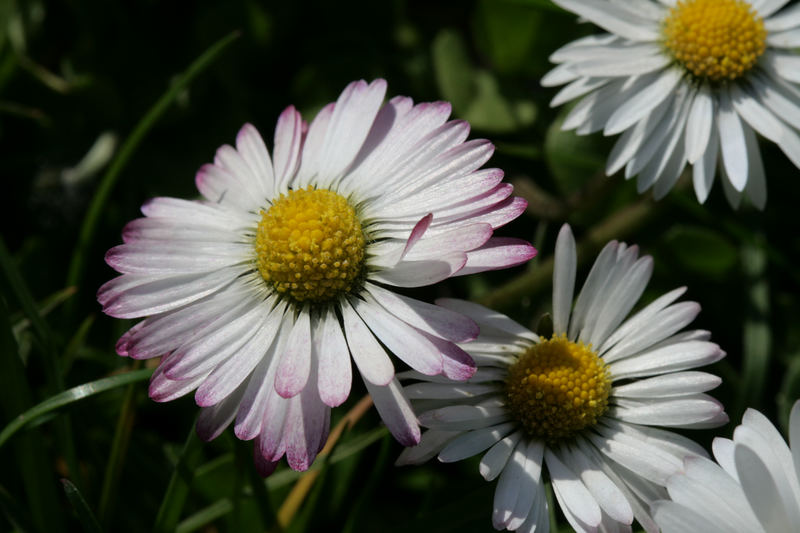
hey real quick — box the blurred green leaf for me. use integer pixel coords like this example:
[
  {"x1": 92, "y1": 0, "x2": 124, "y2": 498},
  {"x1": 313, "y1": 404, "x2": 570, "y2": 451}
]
[
  {"x1": 473, "y1": 0, "x2": 541, "y2": 73},
  {"x1": 735, "y1": 241, "x2": 771, "y2": 417},
  {"x1": 462, "y1": 71, "x2": 537, "y2": 133},
  {"x1": 0, "y1": 292, "x2": 65, "y2": 533},
  {"x1": 61, "y1": 479, "x2": 102, "y2": 533},
  {"x1": 663, "y1": 225, "x2": 738, "y2": 277},
  {"x1": 12, "y1": 285, "x2": 76, "y2": 338},
  {"x1": 176, "y1": 498, "x2": 233, "y2": 533},
  {"x1": 544, "y1": 107, "x2": 608, "y2": 194},
  {"x1": 0, "y1": 368, "x2": 153, "y2": 448},
  {"x1": 153, "y1": 424, "x2": 203, "y2": 533},
  {"x1": 432, "y1": 29, "x2": 474, "y2": 111}
]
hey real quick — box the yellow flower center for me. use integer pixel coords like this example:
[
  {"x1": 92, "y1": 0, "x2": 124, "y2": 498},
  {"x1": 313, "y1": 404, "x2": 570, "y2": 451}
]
[
  {"x1": 255, "y1": 187, "x2": 366, "y2": 303},
  {"x1": 663, "y1": 0, "x2": 766, "y2": 81},
  {"x1": 505, "y1": 335, "x2": 611, "y2": 444}
]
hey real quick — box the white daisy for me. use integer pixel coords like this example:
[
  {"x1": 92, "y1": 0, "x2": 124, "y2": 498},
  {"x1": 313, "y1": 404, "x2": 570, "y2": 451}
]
[
  {"x1": 397, "y1": 224, "x2": 727, "y2": 532},
  {"x1": 653, "y1": 400, "x2": 800, "y2": 532},
  {"x1": 542, "y1": 0, "x2": 800, "y2": 208},
  {"x1": 97, "y1": 79, "x2": 536, "y2": 475}
]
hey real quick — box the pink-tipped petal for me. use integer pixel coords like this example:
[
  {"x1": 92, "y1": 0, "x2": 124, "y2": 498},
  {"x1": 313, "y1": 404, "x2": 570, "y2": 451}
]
[
  {"x1": 316, "y1": 309, "x2": 352, "y2": 407},
  {"x1": 274, "y1": 311, "x2": 312, "y2": 399},
  {"x1": 453, "y1": 237, "x2": 537, "y2": 277}
]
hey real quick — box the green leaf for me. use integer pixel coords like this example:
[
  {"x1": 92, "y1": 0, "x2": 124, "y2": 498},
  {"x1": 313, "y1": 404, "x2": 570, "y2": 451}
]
[
  {"x1": 153, "y1": 423, "x2": 204, "y2": 533},
  {"x1": 663, "y1": 225, "x2": 738, "y2": 277},
  {"x1": 65, "y1": 30, "x2": 241, "y2": 294},
  {"x1": 432, "y1": 29, "x2": 474, "y2": 111},
  {"x1": 176, "y1": 499, "x2": 233, "y2": 533},
  {"x1": 735, "y1": 241, "x2": 771, "y2": 417},
  {"x1": 0, "y1": 368, "x2": 153, "y2": 449},
  {"x1": 462, "y1": 71, "x2": 537, "y2": 133},
  {"x1": 61, "y1": 479, "x2": 102, "y2": 533},
  {"x1": 544, "y1": 106, "x2": 609, "y2": 194},
  {"x1": 473, "y1": 0, "x2": 542, "y2": 73},
  {"x1": 0, "y1": 291, "x2": 65, "y2": 533}
]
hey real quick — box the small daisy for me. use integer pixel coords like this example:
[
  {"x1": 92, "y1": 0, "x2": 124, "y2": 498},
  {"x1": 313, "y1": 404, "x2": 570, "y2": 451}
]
[
  {"x1": 397, "y1": 224, "x2": 726, "y2": 532},
  {"x1": 653, "y1": 400, "x2": 800, "y2": 532},
  {"x1": 542, "y1": 0, "x2": 800, "y2": 208},
  {"x1": 98, "y1": 79, "x2": 535, "y2": 475}
]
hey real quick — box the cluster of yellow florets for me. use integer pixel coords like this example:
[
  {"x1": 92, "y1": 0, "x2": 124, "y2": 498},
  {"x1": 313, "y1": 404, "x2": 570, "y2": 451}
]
[
  {"x1": 663, "y1": 0, "x2": 766, "y2": 81},
  {"x1": 255, "y1": 187, "x2": 366, "y2": 303},
  {"x1": 505, "y1": 334, "x2": 611, "y2": 444}
]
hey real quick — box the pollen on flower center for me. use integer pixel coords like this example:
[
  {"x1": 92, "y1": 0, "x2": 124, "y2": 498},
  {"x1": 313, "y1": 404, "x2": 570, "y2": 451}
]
[
  {"x1": 505, "y1": 334, "x2": 611, "y2": 444},
  {"x1": 663, "y1": 0, "x2": 766, "y2": 81},
  {"x1": 255, "y1": 186, "x2": 366, "y2": 303}
]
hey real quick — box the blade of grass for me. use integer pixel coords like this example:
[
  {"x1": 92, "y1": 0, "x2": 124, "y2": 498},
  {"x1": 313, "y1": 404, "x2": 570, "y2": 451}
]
[
  {"x1": 0, "y1": 483, "x2": 33, "y2": 532},
  {"x1": 96, "y1": 360, "x2": 142, "y2": 525},
  {"x1": 65, "y1": 30, "x2": 241, "y2": 294},
  {"x1": 0, "y1": 295, "x2": 65, "y2": 533},
  {"x1": 152, "y1": 423, "x2": 204, "y2": 533},
  {"x1": 0, "y1": 368, "x2": 153, "y2": 448},
  {"x1": 61, "y1": 479, "x2": 102, "y2": 533},
  {"x1": 0, "y1": 235, "x2": 81, "y2": 488},
  {"x1": 11, "y1": 286, "x2": 77, "y2": 337},
  {"x1": 176, "y1": 498, "x2": 233, "y2": 533}
]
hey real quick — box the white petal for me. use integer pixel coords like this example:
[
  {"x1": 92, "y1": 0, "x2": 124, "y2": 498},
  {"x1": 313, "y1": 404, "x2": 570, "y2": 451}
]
[
  {"x1": 274, "y1": 309, "x2": 312, "y2": 398},
  {"x1": 552, "y1": 0, "x2": 660, "y2": 41},
  {"x1": 341, "y1": 300, "x2": 394, "y2": 386},
  {"x1": 479, "y1": 431, "x2": 524, "y2": 481},
  {"x1": 439, "y1": 422, "x2": 516, "y2": 463},
  {"x1": 436, "y1": 298, "x2": 538, "y2": 342},
  {"x1": 352, "y1": 296, "x2": 443, "y2": 376},
  {"x1": 552, "y1": 224, "x2": 577, "y2": 335},
  {"x1": 369, "y1": 253, "x2": 466, "y2": 287},
  {"x1": 365, "y1": 282, "x2": 478, "y2": 343},
  {"x1": 547, "y1": 448, "x2": 602, "y2": 529},
  {"x1": 492, "y1": 441, "x2": 532, "y2": 530},
  {"x1": 692, "y1": 122, "x2": 720, "y2": 203},
  {"x1": 605, "y1": 69, "x2": 683, "y2": 136},
  {"x1": 608, "y1": 340, "x2": 724, "y2": 380},
  {"x1": 418, "y1": 401, "x2": 509, "y2": 431},
  {"x1": 272, "y1": 106, "x2": 304, "y2": 191},
  {"x1": 319, "y1": 79, "x2": 387, "y2": 184},
  {"x1": 612, "y1": 371, "x2": 721, "y2": 398},
  {"x1": 685, "y1": 84, "x2": 714, "y2": 164},
  {"x1": 395, "y1": 429, "x2": 459, "y2": 465},
  {"x1": 735, "y1": 444, "x2": 794, "y2": 531},
  {"x1": 651, "y1": 501, "x2": 726, "y2": 533},
  {"x1": 610, "y1": 394, "x2": 724, "y2": 427},
  {"x1": 365, "y1": 377, "x2": 420, "y2": 446},
  {"x1": 316, "y1": 308, "x2": 352, "y2": 407},
  {"x1": 765, "y1": 2, "x2": 800, "y2": 32}
]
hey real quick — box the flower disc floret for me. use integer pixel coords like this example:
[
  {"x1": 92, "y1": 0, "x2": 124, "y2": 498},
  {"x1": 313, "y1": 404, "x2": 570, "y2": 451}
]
[
  {"x1": 663, "y1": 0, "x2": 766, "y2": 81},
  {"x1": 256, "y1": 187, "x2": 366, "y2": 303},
  {"x1": 505, "y1": 334, "x2": 611, "y2": 444}
]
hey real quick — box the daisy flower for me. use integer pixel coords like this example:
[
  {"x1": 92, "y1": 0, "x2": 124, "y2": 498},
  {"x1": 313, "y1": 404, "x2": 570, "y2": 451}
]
[
  {"x1": 397, "y1": 224, "x2": 726, "y2": 532},
  {"x1": 97, "y1": 79, "x2": 535, "y2": 475},
  {"x1": 542, "y1": 0, "x2": 800, "y2": 208},
  {"x1": 653, "y1": 400, "x2": 800, "y2": 532}
]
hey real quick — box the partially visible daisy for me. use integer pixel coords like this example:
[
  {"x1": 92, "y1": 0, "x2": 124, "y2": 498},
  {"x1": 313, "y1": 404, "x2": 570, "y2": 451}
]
[
  {"x1": 653, "y1": 400, "x2": 800, "y2": 532},
  {"x1": 398, "y1": 224, "x2": 726, "y2": 532},
  {"x1": 543, "y1": 0, "x2": 800, "y2": 208},
  {"x1": 98, "y1": 79, "x2": 535, "y2": 475}
]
